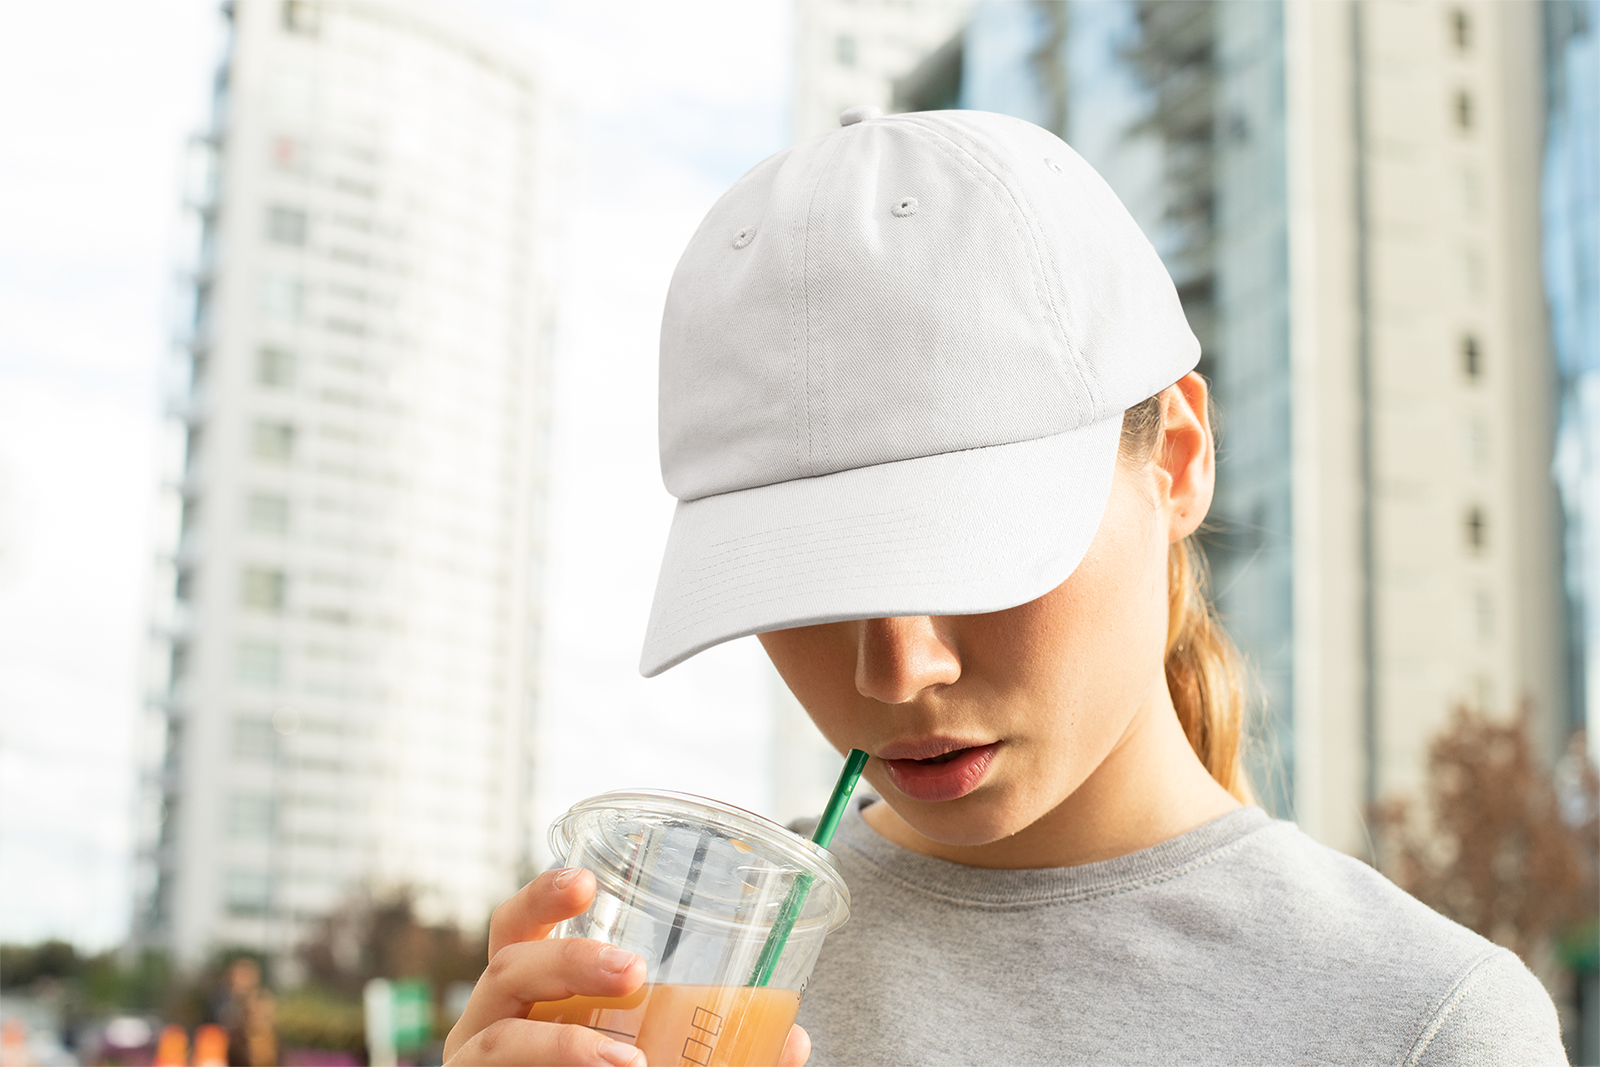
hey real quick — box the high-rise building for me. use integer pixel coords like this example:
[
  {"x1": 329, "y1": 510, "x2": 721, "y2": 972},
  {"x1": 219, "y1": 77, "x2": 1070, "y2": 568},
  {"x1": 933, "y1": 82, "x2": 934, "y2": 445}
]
[
  {"x1": 794, "y1": 0, "x2": 974, "y2": 139},
  {"x1": 811, "y1": 0, "x2": 1571, "y2": 853},
  {"x1": 136, "y1": 0, "x2": 558, "y2": 970},
  {"x1": 1545, "y1": 0, "x2": 1600, "y2": 766}
]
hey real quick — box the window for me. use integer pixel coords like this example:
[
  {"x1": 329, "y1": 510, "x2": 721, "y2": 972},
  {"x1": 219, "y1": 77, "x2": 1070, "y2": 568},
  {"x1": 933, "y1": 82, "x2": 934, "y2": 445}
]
[
  {"x1": 268, "y1": 206, "x2": 307, "y2": 246},
  {"x1": 836, "y1": 34, "x2": 857, "y2": 67},
  {"x1": 1474, "y1": 588, "x2": 1493, "y2": 641},
  {"x1": 261, "y1": 276, "x2": 304, "y2": 320},
  {"x1": 1466, "y1": 414, "x2": 1489, "y2": 471},
  {"x1": 242, "y1": 568, "x2": 287, "y2": 612},
  {"x1": 193, "y1": 282, "x2": 213, "y2": 332},
  {"x1": 232, "y1": 718, "x2": 277, "y2": 760},
  {"x1": 252, "y1": 420, "x2": 295, "y2": 463},
  {"x1": 238, "y1": 641, "x2": 282, "y2": 686},
  {"x1": 1461, "y1": 333, "x2": 1482, "y2": 380},
  {"x1": 225, "y1": 870, "x2": 272, "y2": 916},
  {"x1": 247, "y1": 493, "x2": 290, "y2": 535},
  {"x1": 1462, "y1": 250, "x2": 1485, "y2": 296},
  {"x1": 227, "y1": 795, "x2": 275, "y2": 839},
  {"x1": 282, "y1": 0, "x2": 319, "y2": 35},
  {"x1": 1464, "y1": 505, "x2": 1487, "y2": 552},
  {"x1": 1454, "y1": 89, "x2": 1474, "y2": 131},
  {"x1": 1457, "y1": 166, "x2": 1481, "y2": 217},
  {"x1": 1450, "y1": 8, "x2": 1471, "y2": 50},
  {"x1": 272, "y1": 137, "x2": 306, "y2": 173},
  {"x1": 179, "y1": 496, "x2": 200, "y2": 539},
  {"x1": 257, "y1": 347, "x2": 296, "y2": 387},
  {"x1": 184, "y1": 426, "x2": 203, "y2": 474},
  {"x1": 169, "y1": 642, "x2": 190, "y2": 689}
]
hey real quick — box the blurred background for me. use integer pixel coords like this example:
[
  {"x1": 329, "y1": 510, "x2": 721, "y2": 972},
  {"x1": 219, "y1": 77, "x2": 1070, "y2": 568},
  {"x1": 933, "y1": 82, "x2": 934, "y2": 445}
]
[{"x1": 0, "y1": 0, "x2": 1595, "y2": 1063}]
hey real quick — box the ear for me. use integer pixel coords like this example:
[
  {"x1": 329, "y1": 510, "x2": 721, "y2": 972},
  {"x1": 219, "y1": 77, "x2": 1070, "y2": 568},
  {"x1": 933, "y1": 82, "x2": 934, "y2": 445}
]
[{"x1": 1157, "y1": 372, "x2": 1215, "y2": 542}]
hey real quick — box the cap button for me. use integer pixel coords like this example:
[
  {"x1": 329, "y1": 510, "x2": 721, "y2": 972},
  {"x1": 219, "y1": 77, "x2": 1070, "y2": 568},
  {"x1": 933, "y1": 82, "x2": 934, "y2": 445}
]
[{"x1": 839, "y1": 105, "x2": 882, "y2": 127}]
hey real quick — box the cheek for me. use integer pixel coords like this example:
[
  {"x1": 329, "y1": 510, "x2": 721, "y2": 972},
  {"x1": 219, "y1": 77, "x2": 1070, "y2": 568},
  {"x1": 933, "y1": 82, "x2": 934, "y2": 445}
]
[
  {"x1": 1016, "y1": 491, "x2": 1169, "y2": 727},
  {"x1": 1073, "y1": 487, "x2": 1170, "y2": 663},
  {"x1": 757, "y1": 628, "x2": 857, "y2": 742}
]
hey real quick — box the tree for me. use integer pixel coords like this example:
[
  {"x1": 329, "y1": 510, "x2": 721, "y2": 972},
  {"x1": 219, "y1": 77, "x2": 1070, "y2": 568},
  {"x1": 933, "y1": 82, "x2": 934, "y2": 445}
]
[
  {"x1": 297, "y1": 886, "x2": 484, "y2": 998},
  {"x1": 1369, "y1": 704, "x2": 1598, "y2": 962},
  {"x1": 281, "y1": 887, "x2": 487, "y2": 1053}
]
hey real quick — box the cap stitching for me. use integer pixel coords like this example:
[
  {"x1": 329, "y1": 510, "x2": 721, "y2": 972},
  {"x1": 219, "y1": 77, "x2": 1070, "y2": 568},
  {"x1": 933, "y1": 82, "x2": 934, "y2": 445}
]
[
  {"x1": 649, "y1": 433, "x2": 1117, "y2": 640},
  {"x1": 798, "y1": 133, "x2": 846, "y2": 480},
  {"x1": 1007, "y1": 149, "x2": 1107, "y2": 414},
  {"x1": 698, "y1": 508, "x2": 931, "y2": 557},
  {"x1": 685, "y1": 529, "x2": 957, "y2": 592},
  {"x1": 786, "y1": 177, "x2": 804, "y2": 479},
  {"x1": 658, "y1": 511, "x2": 1015, "y2": 635},
  {"x1": 898, "y1": 115, "x2": 1099, "y2": 415},
  {"x1": 677, "y1": 522, "x2": 957, "y2": 597},
  {"x1": 658, "y1": 556, "x2": 1031, "y2": 639}
]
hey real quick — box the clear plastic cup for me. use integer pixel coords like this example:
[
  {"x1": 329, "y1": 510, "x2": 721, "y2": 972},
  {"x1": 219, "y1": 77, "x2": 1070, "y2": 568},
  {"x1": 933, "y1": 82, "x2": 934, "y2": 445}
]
[{"x1": 529, "y1": 790, "x2": 851, "y2": 1067}]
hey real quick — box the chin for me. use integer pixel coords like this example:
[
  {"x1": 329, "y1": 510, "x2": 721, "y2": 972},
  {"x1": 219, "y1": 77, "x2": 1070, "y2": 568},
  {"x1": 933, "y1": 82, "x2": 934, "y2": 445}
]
[{"x1": 895, "y1": 792, "x2": 1035, "y2": 849}]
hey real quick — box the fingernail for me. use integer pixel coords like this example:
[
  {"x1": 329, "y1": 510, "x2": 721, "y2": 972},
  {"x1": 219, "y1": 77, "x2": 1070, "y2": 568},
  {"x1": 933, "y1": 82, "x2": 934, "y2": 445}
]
[
  {"x1": 597, "y1": 1038, "x2": 642, "y2": 1066},
  {"x1": 598, "y1": 946, "x2": 638, "y2": 973},
  {"x1": 553, "y1": 867, "x2": 580, "y2": 889}
]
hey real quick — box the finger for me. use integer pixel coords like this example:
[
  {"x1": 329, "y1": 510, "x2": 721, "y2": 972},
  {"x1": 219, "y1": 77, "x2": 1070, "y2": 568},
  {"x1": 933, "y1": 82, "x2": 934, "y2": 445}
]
[
  {"x1": 444, "y1": 1018, "x2": 644, "y2": 1067},
  {"x1": 489, "y1": 867, "x2": 596, "y2": 956},
  {"x1": 450, "y1": 937, "x2": 646, "y2": 1050},
  {"x1": 779, "y1": 1023, "x2": 811, "y2": 1067}
]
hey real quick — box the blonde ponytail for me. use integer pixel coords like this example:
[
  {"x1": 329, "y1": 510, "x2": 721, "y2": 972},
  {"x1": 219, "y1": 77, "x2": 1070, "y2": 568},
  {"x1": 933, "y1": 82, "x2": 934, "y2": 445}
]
[{"x1": 1122, "y1": 392, "x2": 1254, "y2": 804}]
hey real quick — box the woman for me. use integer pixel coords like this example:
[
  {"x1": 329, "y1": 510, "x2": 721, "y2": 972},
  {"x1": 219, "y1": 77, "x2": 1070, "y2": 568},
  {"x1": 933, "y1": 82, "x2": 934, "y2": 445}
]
[{"x1": 445, "y1": 107, "x2": 1563, "y2": 1065}]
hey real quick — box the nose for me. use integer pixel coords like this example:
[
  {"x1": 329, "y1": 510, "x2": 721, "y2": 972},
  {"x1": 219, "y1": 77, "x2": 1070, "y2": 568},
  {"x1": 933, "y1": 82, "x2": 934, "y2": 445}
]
[{"x1": 854, "y1": 616, "x2": 961, "y2": 704}]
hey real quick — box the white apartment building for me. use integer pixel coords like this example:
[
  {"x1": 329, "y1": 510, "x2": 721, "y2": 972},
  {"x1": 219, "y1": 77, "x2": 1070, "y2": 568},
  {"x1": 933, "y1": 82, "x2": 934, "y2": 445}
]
[
  {"x1": 1286, "y1": 0, "x2": 1565, "y2": 851},
  {"x1": 136, "y1": 0, "x2": 558, "y2": 969}
]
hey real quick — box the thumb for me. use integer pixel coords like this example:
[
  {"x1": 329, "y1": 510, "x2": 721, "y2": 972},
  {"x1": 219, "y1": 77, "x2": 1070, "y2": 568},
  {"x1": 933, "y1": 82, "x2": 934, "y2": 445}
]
[{"x1": 778, "y1": 1023, "x2": 811, "y2": 1067}]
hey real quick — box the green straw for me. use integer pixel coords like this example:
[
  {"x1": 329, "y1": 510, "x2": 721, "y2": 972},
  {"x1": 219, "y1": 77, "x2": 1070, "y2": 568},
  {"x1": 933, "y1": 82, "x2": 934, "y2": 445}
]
[{"x1": 748, "y1": 748, "x2": 869, "y2": 987}]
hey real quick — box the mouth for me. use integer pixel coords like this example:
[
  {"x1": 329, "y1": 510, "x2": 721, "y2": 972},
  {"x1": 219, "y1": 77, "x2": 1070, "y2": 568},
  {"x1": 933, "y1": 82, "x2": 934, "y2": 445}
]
[{"x1": 877, "y1": 741, "x2": 1001, "y2": 803}]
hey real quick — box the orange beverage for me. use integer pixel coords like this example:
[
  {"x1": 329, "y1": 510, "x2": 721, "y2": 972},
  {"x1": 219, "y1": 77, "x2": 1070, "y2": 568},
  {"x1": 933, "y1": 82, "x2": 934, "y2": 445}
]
[{"x1": 528, "y1": 983, "x2": 800, "y2": 1066}]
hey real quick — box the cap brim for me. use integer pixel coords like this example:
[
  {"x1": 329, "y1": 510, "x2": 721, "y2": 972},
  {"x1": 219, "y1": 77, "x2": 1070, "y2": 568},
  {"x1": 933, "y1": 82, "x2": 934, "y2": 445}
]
[{"x1": 639, "y1": 416, "x2": 1123, "y2": 677}]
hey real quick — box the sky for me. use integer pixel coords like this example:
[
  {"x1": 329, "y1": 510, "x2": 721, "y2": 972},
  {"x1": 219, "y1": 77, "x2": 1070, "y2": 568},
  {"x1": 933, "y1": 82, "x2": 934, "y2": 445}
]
[{"x1": 0, "y1": 0, "x2": 800, "y2": 949}]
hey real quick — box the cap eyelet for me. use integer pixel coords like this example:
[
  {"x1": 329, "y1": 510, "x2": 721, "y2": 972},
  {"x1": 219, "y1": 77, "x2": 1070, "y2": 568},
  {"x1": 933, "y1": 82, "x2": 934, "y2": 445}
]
[
  {"x1": 890, "y1": 197, "x2": 919, "y2": 218},
  {"x1": 1044, "y1": 157, "x2": 1064, "y2": 173},
  {"x1": 732, "y1": 226, "x2": 757, "y2": 249}
]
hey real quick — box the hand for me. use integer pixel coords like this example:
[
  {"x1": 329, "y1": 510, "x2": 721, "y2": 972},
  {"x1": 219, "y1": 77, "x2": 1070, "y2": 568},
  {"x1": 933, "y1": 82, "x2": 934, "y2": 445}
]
[{"x1": 443, "y1": 868, "x2": 811, "y2": 1066}]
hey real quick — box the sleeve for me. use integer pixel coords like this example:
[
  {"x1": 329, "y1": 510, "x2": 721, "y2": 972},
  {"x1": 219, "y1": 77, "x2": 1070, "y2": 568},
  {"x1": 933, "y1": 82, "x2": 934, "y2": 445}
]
[{"x1": 1406, "y1": 948, "x2": 1568, "y2": 1067}]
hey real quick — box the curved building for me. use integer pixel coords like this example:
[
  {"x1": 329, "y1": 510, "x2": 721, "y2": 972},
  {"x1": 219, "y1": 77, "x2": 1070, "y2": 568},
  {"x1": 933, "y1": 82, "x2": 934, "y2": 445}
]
[{"x1": 137, "y1": 0, "x2": 558, "y2": 969}]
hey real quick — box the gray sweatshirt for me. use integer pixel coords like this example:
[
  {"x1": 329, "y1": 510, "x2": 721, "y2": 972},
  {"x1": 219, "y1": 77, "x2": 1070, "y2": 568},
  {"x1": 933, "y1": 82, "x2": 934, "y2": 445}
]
[{"x1": 796, "y1": 804, "x2": 1565, "y2": 1065}]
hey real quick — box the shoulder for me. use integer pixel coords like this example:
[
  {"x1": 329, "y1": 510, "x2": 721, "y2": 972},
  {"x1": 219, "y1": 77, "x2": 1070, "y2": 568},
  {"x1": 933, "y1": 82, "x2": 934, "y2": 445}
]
[
  {"x1": 1218, "y1": 819, "x2": 1563, "y2": 1063},
  {"x1": 1222, "y1": 816, "x2": 1475, "y2": 947},
  {"x1": 1403, "y1": 948, "x2": 1568, "y2": 1066}
]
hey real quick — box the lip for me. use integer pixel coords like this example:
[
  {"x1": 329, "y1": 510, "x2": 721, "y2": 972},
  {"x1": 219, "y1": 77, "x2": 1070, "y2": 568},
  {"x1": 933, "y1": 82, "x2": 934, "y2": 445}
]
[{"x1": 878, "y1": 741, "x2": 1001, "y2": 803}]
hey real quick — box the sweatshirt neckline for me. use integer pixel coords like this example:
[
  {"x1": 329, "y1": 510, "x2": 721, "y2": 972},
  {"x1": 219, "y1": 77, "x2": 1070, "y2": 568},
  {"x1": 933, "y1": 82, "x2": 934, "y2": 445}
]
[{"x1": 830, "y1": 801, "x2": 1274, "y2": 908}]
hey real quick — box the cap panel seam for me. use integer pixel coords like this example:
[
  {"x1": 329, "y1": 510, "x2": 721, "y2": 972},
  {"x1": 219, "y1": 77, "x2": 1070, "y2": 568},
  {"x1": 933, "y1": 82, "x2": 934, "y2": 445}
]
[
  {"x1": 981, "y1": 140, "x2": 1109, "y2": 415},
  {"x1": 897, "y1": 116, "x2": 1099, "y2": 415},
  {"x1": 786, "y1": 162, "x2": 805, "y2": 478},
  {"x1": 797, "y1": 132, "x2": 846, "y2": 478}
]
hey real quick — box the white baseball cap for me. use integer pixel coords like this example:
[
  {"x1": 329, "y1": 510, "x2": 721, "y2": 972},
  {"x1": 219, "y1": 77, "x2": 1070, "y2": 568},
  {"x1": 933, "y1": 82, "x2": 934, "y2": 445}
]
[{"x1": 640, "y1": 106, "x2": 1198, "y2": 677}]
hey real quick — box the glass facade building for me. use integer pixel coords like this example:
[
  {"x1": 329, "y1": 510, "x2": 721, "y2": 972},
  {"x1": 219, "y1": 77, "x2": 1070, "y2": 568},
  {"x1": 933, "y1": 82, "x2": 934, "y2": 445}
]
[
  {"x1": 1545, "y1": 0, "x2": 1600, "y2": 755},
  {"x1": 893, "y1": 1, "x2": 1569, "y2": 834},
  {"x1": 946, "y1": 1, "x2": 1297, "y2": 813}
]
